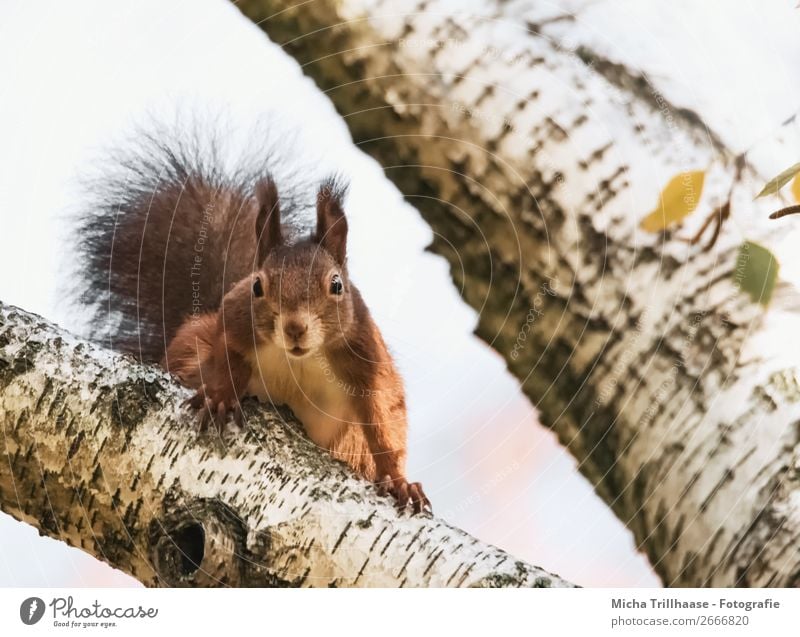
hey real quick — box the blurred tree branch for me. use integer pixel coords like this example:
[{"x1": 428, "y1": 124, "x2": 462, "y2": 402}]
[{"x1": 236, "y1": 0, "x2": 800, "y2": 586}]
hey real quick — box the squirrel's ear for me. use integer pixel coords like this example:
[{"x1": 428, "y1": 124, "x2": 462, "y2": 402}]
[
  {"x1": 255, "y1": 176, "x2": 282, "y2": 265},
  {"x1": 315, "y1": 178, "x2": 348, "y2": 265}
]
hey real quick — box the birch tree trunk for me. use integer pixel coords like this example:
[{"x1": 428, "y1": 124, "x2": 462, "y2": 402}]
[
  {"x1": 236, "y1": 0, "x2": 800, "y2": 587},
  {"x1": 0, "y1": 301, "x2": 571, "y2": 587}
]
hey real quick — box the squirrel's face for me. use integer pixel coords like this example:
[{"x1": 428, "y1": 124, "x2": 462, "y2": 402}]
[
  {"x1": 254, "y1": 244, "x2": 354, "y2": 358},
  {"x1": 250, "y1": 177, "x2": 352, "y2": 359}
]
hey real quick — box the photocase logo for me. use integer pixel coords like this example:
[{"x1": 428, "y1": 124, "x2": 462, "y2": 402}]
[
  {"x1": 20, "y1": 597, "x2": 45, "y2": 625},
  {"x1": 16, "y1": 596, "x2": 159, "y2": 628}
]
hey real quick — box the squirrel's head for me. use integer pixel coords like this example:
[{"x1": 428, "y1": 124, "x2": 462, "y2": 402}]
[{"x1": 250, "y1": 176, "x2": 354, "y2": 359}]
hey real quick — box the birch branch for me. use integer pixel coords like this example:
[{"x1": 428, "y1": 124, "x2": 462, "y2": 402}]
[{"x1": 0, "y1": 301, "x2": 572, "y2": 587}]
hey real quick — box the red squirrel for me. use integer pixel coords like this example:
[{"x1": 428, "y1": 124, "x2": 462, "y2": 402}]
[{"x1": 76, "y1": 129, "x2": 429, "y2": 512}]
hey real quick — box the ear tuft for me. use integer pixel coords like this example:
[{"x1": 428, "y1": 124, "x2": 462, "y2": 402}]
[
  {"x1": 255, "y1": 175, "x2": 282, "y2": 266},
  {"x1": 315, "y1": 177, "x2": 349, "y2": 265}
]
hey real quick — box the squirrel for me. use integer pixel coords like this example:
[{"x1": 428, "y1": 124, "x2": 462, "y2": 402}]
[{"x1": 75, "y1": 125, "x2": 430, "y2": 513}]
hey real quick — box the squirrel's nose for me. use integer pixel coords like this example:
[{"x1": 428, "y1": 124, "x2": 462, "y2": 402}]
[{"x1": 284, "y1": 320, "x2": 308, "y2": 342}]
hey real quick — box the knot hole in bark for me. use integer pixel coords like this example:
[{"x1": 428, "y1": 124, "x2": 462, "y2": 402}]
[
  {"x1": 172, "y1": 522, "x2": 205, "y2": 576},
  {"x1": 149, "y1": 499, "x2": 247, "y2": 587}
]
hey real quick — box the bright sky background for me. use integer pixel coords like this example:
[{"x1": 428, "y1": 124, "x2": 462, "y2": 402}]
[{"x1": 0, "y1": 0, "x2": 798, "y2": 588}]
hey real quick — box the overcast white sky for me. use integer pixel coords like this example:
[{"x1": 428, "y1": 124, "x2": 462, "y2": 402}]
[{"x1": 0, "y1": 0, "x2": 798, "y2": 588}]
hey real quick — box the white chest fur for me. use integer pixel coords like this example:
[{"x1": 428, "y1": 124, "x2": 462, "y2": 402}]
[{"x1": 245, "y1": 343, "x2": 357, "y2": 449}]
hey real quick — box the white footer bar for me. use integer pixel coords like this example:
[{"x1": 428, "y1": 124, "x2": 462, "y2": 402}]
[{"x1": 1, "y1": 587, "x2": 797, "y2": 636}]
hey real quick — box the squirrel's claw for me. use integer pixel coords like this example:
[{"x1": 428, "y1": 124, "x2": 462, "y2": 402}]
[
  {"x1": 183, "y1": 384, "x2": 209, "y2": 410},
  {"x1": 184, "y1": 385, "x2": 244, "y2": 435},
  {"x1": 232, "y1": 402, "x2": 245, "y2": 429},
  {"x1": 408, "y1": 482, "x2": 431, "y2": 514},
  {"x1": 215, "y1": 401, "x2": 227, "y2": 427},
  {"x1": 198, "y1": 396, "x2": 218, "y2": 433},
  {"x1": 377, "y1": 475, "x2": 431, "y2": 515},
  {"x1": 376, "y1": 475, "x2": 390, "y2": 497}
]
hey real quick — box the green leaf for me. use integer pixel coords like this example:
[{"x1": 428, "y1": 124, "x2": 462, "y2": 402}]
[
  {"x1": 640, "y1": 171, "x2": 705, "y2": 232},
  {"x1": 733, "y1": 241, "x2": 779, "y2": 306},
  {"x1": 755, "y1": 162, "x2": 800, "y2": 198}
]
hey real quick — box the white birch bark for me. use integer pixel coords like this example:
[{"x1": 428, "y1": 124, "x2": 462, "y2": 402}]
[
  {"x1": 0, "y1": 302, "x2": 572, "y2": 587},
  {"x1": 236, "y1": 0, "x2": 800, "y2": 586}
]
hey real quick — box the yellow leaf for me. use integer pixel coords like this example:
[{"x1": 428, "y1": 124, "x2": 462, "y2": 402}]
[
  {"x1": 640, "y1": 171, "x2": 706, "y2": 232},
  {"x1": 792, "y1": 173, "x2": 800, "y2": 204}
]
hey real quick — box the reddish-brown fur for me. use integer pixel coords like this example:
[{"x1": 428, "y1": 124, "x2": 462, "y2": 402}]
[
  {"x1": 163, "y1": 178, "x2": 429, "y2": 512},
  {"x1": 77, "y1": 131, "x2": 428, "y2": 512}
]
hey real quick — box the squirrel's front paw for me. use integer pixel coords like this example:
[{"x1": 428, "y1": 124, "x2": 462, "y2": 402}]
[
  {"x1": 182, "y1": 384, "x2": 244, "y2": 433},
  {"x1": 377, "y1": 475, "x2": 431, "y2": 514}
]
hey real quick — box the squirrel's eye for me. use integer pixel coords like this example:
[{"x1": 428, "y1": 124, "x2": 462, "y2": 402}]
[
  {"x1": 253, "y1": 276, "x2": 264, "y2": 297},
  {"x1": 329, "y1": 274, "x2": 343, "y2": 295}
]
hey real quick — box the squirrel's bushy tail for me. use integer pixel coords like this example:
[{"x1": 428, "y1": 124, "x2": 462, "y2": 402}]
[{"x1": 75, "y1": 121, "x2": 304, "y2": 362}]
